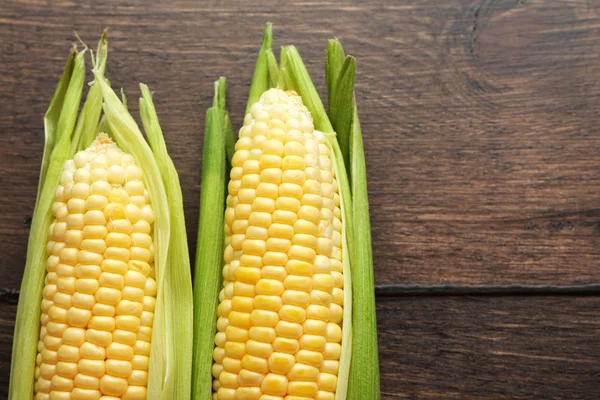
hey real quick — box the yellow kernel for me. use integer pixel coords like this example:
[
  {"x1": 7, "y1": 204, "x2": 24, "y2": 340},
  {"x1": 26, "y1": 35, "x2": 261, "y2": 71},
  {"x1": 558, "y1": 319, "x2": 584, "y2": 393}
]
[
  {"x1": 266, "y1": 238, "x2": 291, "y2": 253},
  {"x1": 224, "y1": 342, "x2": 246, "y2": 360},
  {"x1": 275, "y1": 197, "x2": 301, "y2": 213},
  {"x1": 62, "y1": 327, "x2": 85, "y2": 346},
  {"x1": 287, "y1": 363, "x2": 319, "y2": 381},
  {"x1": 219, "y1": 371, "x2": 239, "y2": 389},
  {"x1": 101, "y1": 259, "x2": 128, "y2": 274},
  {"x1": 296, "y1": 349, "x2": 324, "y2": 368},
  {"x1": 268, "y1": 352, "x2": 295, "y2": 375},
  {"x1": 104, "y1": 247, "x2": 130, "y2": 262},
  {"x1": 80, "y1": 342, "x2": 106, "y2": 360},
  {"x1": 132, "y1": 355, "x2": 150, "y2": 371},
  {"x1": 246, "y1": 340, "x2": 273, "y2": 358},
  {"x1": 285, "y1": 260, "x2": 313, "y2": 276},
  {"x1": 279, "y1": 305, "x2": 306, "y2": 324},
  {"x1": 268, "y1": 224, "x2": 294, "y2": 240},
  {"x1": 51, "y1": 375, "x2": 74, "y2": 391},
  {"x1": 84, "y1": 210, "x2": 106, "y2": 226},
  {"x1": 88, "y1": 316, "x2": 115, "y2": 331},
  {"x1": 67, "y1": 307, "x2": 91, "y2": 327},
  {"x1": 231, "y1": 297, "x2": 254, "y2": 313},
  {"x1": 228, "y1": 311, "x2": 251, "y2": 330},
  {"x1": 250, "y1": 309, "x2": 279, "y2": 327},
  {"x1": 52, "y1": 294, "x2": 72, "y2": 309},
  {"x1": 260, "y1": 168, "x2": 282, "y2": 185},
  {"x1": 287, "y1": 381, "x2": 318, "y2": 397},
  {"x1": 113, "y1": 329, "x2": 137, "y2": 346},
  {"x1": 42, "y1": 335, "x2": 62, "y2": 351},
  {"x1": 272, "y1": 338, "x2": 299, "y2": 354},
  {"x1": 100, "y1": 375, "x2": 128, "y2": 396},
  {"x1": 330, "y1": 304, "x2": 343, "y2": 324},
  {"x1": 279, "y1": 183, "x2": 303, "y2": 199},
  {"x1": 105, "y1": 359, "x2": 132, "y2": 378},
  {"x1": 85, "y1": 329, "x2": 112, "y2": 347},
  {"x1": 248, "y1": 326, "x2": 276, "y2": 343},
  {"x1": 127, "y1": 370, "x2": 148, "y2": 386},
  {"x1": 116, "y1": 315, "x2": 140, "y2": 332},
  {"x1": 281, "y1": 290, "x2": 310, "y2": 308},
  {"x1": 275, "y1": 321, "x2": 302, "y2": 339},
  {"x1": 222, "y1": 357, "x2": 242, "y2": 374},
  {"x1": 253, "y1": 295, "x2": 282, "y2": 312},
  {"x1": 107, "y1": 219, "x2": 133, "y2": 234},
  {"x1": 73, "y1": 373, "x2": 100, "y2": 389},
  {"x1": 233, "y1": 282, "x2": 255, "y2": 297},
  {"x1": 225, "y1": 326, "x2": 249, "y2": 343}
]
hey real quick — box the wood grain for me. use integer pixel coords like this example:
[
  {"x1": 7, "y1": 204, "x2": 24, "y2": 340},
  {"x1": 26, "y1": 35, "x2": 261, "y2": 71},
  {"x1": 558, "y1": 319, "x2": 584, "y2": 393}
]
[
  {"x1": 1, "y1": 0, "x2": 600, "y2": 288},
  {"x1": 378, "y1": 296, "x2": 600, "y2": 399},
  {"x1": 1, "y1": 296, "x2": 599, "y2": 399}
]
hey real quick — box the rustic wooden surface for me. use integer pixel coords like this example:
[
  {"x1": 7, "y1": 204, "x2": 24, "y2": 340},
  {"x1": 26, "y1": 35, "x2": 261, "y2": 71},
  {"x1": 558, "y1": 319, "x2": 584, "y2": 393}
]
[{"x1": 1, "y1": 0, "x2": 600, "y2": 398}]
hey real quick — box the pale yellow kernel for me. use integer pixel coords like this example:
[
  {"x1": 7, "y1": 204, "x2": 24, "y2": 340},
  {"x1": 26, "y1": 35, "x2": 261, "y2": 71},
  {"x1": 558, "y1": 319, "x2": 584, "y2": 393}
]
[
  {"x1": 272, "y1": 210, "x2": 297, "y2": 225},
  {"x1": 275, "y1": 197, "x2": 301, "y2": 213},
  {"x1": 41, "y1": 348, "x2": 59, "y2": 364},
  {"x1": 261, "y1": 267, "x2": 287, "y2": 282},
  {"x1": 86, "y1": 195, "x2": 109, "y2": 211},
  {"x1": 127, "y1": 370, "x2": 148, "y2": 386},
  {"x1": 233, "y1": 282, "x2": 255, "y2": 297},
  {"x1": 51, "y1": 374, "x2": 75, "y2": 391},
  {"x1": 268, "y1": 352, "x2": 295, "y2": 375},
  {"x1": 250, "y1": 309, "x2": 279, "y2": 327},
  {"x1": 217, "y1": 317, "x2": 229, "y2": 332},
  {"x1": 275, "y1": 321, "x2": 302, "y2": 339},
  {"x1": 90, "y1": 180, "x2": 111, "y2": 197},
  {"x1": 248, "y1": 213, "x2": 272, "y2": 229},
  {"x1": 104, "y1": 359, "x2": 132, "y2": 378},
  {"x1": 231, "y1": 297, "x2": 254, "y2": 313},
  {"x1": 116, "y1": 300, "x2": 143, "y2": 317},
  {"x1": 132, "y1": 355, "x2": 149, "y2": 371},
  {"x1": 57, "y1": 277, "x2": 76, "y2": 294},
  {"x1": 287, "y1": 381, "x2": 318, "y2": 397},
  {"x1": 228, "y1": 311, "x2": 251, "y2": 330},
  {"x1": 246, "y1": 227, "x2": 268, "y2": 241},
  {"x1": 238, "y1": 370, "x2": 265, "y2": 389},
  {"x1": 303, "y1": 319, "x2": 327, "y2": 336},
  {"x1": 92, "y1": 303, "x2": 116, "y2": 317},
  {"x1": 140, "y1": 311, "x2": 154, "y2": 327},
  {"x1": 39, "y1": 363, "x2": 57, "y2": 380},
  {"x1": 71, "y1": 293, "x2": 95, "y2": 310},
  {"x1": 84, "y1": 210, "x2": 106, "y2": 226},
  {"x1": 67, "y1": 307, "x2": 92, "y2": 327},
  {"x1": 224, "y1": 342, "x2": 246, "y2": 360},
  {"x1": 298, "y1": 349, "x2": 325, "y2": 368},
  {"x1": 222, "y1": 357, "x2": 242, "y2": 374},
  {"x1": 138, "y1": 326, "x2": 152, "y2": 342},
  {"x1": 266, "y1": 238, "x2": 291, "y2": 253},
  {"x1": 52, "y1": 294, "x2": 72, "y2": 309},
  {"x1": 123, "y1": 204, "x2": 141, "y2": 224},
  {"x1": 279, "y1": 305, "x2": 306, "y2": 324},
  {"x1": 88, "y1": 316, "x2": 115, "y2": 332},
  {"x1": 100, "y1": 374, "x2": 128, "y2": 396},
  {"x1": 219, "y1": 371, "x2": 239, "y2": 389},
  {"x1": 285, "y1": 259, "x2": 313, "y2": 276},
  {"x1": 246, "y1": 340, "x2": 273, "y2": 358},
  {"x1": 67, "y1": 198, "x2": 86, "y2": 214},
  {"x1": 281, "y1": 290, "x2": 310, "y2": 308},
  {"x1": 283, "y1": 276, "x2": 312, "y2": 292},
  {"x1": 116, "y1": 315, "x2": 141, "y2": 332},
  {"x1": 113, "y1": 328, "x2": 137, "y2": 346},
  {"x1": 217, "y1": 300, "x2": 232, "y2": 318},
  {"x1": 77, "y1": 359, "x2": 105, "y2": 378},
  {"x1": 315, "y1": 390, "x2": 335, "y2": 400},
  {"x1": 279, "y1": 183, "x2": 303, "y2": 199},
  {"x1": 86, "y1": 329, "x2": 112, "y2": 347},
  {"x1": 130, "y1": 195, "x2": 146, "y2": 208},
  {"x1": 43, "y1": 335, "x2": 62, "y2": 351},
  {"x1": 71, "y1": 183, "x2": 90, "y2": 199},
  {"x1": 293, "y1": 220, "x2": 318, "y2": 236},
  {"x1": 103, "y1": 247, "x2": 130, "y2": 263},
  {"x1": 217, "y1": 387, "x2": 237, "y2": 399},
  {"x1": 225, "y1": 326, "x2": 249, "y2": 343},
  {"x1": 300, "y1": 194, "x2": 322, "y2": 208},
  {"x1": 253, "y1": 279, "x2": 283, "y2": 297},
  {"x1": 106, "y1": 219, "x2": 132, "y2": 235},
  {"x1": 272, "y1": 337, "x2": 299, "y2": 354},
  {"x1": 287, "y1": 363, "x2": 319, "y2": 381},
  {"x1": 125, "y1": 180, "x2": 144, "y2": 196},
  {"x1": 81, "y1": 239, "x2": 108, "y2": 254},
  {"x1": 248, "y1": 326, "x2": 276, "y2": 343},
  {"x1": 254, "y1": 295, "x2": 282, "y2": 312},
  {"x1": 80, "y1": 341, "x2": 107, "y2": 360},
  {"x1": 73, "y1": 373, "x2": 100, "y2": 389},
  {"x1": 48, "y1": 305, "x2": 68, "y2": 323}
]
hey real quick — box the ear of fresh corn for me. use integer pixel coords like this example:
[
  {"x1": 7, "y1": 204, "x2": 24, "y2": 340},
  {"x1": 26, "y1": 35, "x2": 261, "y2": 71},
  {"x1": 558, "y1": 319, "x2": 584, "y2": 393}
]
[
  {"x1": 11, "y1": 33, "x2": 193, "y2": 400},
  {"x1": 194, "y1": 24, "x2": 379, "y2": 400}
]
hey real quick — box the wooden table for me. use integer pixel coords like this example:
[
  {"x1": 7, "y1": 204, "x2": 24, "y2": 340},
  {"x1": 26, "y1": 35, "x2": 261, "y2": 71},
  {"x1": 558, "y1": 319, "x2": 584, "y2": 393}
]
[{"x1": 1, "y1": 1, "x2": 599, "y2": 398}]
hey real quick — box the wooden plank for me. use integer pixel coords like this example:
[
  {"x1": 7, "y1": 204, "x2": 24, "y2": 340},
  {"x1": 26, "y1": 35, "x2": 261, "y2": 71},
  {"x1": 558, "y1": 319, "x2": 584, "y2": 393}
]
[
  {"x1": 378, "y1": 296, "x2": 600, "y2": 399},
  {"x1": 1, "y1": 0, "x2": 600, "y2": 291},
  {"x1": 2, "y1": 296, "x2": 599, "y2": 398}
]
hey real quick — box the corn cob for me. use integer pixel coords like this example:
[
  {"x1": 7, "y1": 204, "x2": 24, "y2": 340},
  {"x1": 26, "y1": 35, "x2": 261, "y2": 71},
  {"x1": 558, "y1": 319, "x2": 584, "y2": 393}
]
[
  {"x1": 11, "y1": 33, "x2": 193, "y2": 400},
  {"x1": 193, "y1": 24, "x2": 379, "y2": 400}
]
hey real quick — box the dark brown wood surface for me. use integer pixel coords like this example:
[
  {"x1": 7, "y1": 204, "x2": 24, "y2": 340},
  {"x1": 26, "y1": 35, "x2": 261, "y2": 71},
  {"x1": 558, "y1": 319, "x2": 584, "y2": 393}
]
[{"x1": 1, "y1": 0, "x2": 599, "y2": 398}]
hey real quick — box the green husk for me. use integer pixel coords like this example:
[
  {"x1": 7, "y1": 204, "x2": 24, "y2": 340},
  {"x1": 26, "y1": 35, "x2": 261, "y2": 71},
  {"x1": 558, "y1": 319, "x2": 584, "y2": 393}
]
[
  {"x1": 9, "y1": 48, "x2": 86, "y2": 400},
  {"x1": 96, "y1": 73, "x2": 182, "y2": 400},
  {"x1": 192, "y1": 77, "x2": 229, "y2": 400},
  {"x1": 139, "y1": 84, "x2": 194, "y2": 400},
  {"x1": 246, "y1": 23, "x2": 278, "y2": 113},
  {"x1": 326, "y1": 39, "x2": 380, "y2": 400},
  {"x1": 72, "y1": 30, "x2": 109, "y2": 153}
]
